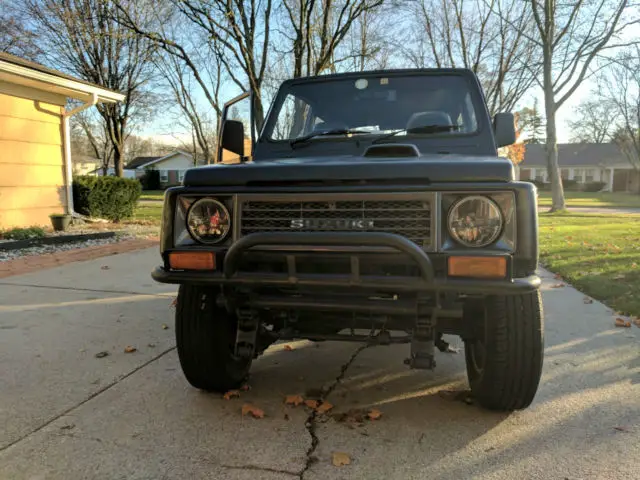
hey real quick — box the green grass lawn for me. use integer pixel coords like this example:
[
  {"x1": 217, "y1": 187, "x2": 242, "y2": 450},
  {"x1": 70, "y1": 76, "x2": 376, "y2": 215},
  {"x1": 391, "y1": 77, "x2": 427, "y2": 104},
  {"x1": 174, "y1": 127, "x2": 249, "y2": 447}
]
[
  {"x1": 539, "y1": 212, "x2": 640, "y2": 317},
  {"x1": 131, "y1": 203, "x2": 164, "y2": 224},
  {"x1": 139, "y1": 190, "x2": 165, "y2": 201},
  {"x1": 537, "y1": 191, "x2": 640, "y2": 208}
]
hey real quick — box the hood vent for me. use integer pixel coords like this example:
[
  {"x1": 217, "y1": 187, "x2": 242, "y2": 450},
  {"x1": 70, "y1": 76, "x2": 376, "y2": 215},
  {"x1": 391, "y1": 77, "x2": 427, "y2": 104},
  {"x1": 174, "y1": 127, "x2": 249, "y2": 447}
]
[{"x1": 363, "y1": 143, "x2": 420, "y2": 158}]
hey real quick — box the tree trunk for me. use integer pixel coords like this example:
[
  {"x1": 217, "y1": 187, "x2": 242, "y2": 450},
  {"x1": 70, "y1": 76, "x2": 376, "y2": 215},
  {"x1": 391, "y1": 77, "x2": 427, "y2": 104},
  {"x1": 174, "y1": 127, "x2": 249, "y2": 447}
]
[
  {"x1": 114, "y1": 149, "x2": 124, "y2": 177},
  {"x1": 542, "y1": 51, "x2": 566, "y2": 212},
  {"x1": 254, "y1": 95, "x2": 265, "y2": 135}
]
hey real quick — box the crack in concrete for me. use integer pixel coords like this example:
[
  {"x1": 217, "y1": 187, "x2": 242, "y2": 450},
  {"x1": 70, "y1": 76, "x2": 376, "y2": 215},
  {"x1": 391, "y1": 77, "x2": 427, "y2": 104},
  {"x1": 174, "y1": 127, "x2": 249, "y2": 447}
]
[
  {"x1": 299, "y1": 343, "x2": 371, "y2": 479},
  {"x1": 0, "y1": 347, "x2": 176, "y2": 453},
  {"x1": 221, "y1": 464, "x2": 300, "y2": 477}
]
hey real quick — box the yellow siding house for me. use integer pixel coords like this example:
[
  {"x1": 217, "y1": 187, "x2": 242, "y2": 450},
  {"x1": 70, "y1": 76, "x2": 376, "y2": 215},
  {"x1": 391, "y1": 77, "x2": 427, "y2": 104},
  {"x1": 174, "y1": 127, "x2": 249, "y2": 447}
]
[{"x1": 0, "y1": 53, "x2": 124, "y2": 229}]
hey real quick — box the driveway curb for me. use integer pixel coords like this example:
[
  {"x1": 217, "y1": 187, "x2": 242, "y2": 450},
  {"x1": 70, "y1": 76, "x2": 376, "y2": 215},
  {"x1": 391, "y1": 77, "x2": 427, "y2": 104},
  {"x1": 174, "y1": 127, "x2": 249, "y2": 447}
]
[{"x1": 0, "y1": 238, "x2": 158, "y2": 279}]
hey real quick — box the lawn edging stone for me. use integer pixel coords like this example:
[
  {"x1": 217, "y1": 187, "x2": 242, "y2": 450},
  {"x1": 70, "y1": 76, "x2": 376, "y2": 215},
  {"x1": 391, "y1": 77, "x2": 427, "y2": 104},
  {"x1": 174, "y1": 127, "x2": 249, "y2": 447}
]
[{"x1": 0, "y1": 232, "x2": 117, "y2": 251}]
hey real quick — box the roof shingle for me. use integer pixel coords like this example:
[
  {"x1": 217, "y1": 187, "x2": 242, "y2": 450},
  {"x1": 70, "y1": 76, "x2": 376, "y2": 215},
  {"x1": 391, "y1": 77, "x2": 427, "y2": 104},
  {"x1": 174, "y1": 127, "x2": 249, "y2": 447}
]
[
  {"x1": 124, "y1": 156, "x2": 162, "y2": 170},
  {"x1": 522, "y1": 143, "x2": 630, "y2": 167}
]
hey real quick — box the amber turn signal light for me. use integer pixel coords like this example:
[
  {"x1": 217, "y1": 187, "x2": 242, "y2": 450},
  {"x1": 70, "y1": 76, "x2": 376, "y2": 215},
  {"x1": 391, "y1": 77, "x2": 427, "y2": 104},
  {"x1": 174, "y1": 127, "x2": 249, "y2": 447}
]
[
  {"x1": 168, "y1": 252, "x2": 216, "y2": 271},
  {"x1": 448, "y1": 256, "x2": 507, "y2": 278}
]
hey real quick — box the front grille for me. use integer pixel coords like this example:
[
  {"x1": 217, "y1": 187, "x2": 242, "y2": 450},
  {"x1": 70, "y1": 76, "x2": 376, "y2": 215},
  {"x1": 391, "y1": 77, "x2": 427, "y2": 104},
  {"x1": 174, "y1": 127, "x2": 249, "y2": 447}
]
[{"x1": 240, "y1": 198, "x2": 432, "y2": 248}]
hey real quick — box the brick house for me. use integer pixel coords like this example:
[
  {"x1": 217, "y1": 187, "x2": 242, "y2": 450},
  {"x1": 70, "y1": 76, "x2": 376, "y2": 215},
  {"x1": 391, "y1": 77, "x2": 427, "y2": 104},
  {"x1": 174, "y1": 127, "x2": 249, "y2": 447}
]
[{"x1": 517, "y1": 143, "x2": 639, "y2": 193}]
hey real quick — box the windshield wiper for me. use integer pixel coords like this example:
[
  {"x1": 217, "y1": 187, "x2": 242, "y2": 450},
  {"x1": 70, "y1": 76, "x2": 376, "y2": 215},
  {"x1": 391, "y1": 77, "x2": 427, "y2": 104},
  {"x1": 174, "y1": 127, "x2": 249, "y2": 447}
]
[
  {"x1": 289, "y1": 128, "x2": 372, "y2": 148},
  {"x1": 371, "y1": 124, "x2": 460, "y2": 145}
]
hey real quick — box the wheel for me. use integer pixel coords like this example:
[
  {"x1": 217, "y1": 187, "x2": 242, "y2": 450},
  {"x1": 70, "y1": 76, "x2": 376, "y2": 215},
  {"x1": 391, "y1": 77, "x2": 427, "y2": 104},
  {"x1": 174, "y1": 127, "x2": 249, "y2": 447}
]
[
  {"x1": 175, "y1": 285, "x2": 252, "y2": 392},
  {"x1": 464, "y1": 291, "x2": 544, "y2": 411}
]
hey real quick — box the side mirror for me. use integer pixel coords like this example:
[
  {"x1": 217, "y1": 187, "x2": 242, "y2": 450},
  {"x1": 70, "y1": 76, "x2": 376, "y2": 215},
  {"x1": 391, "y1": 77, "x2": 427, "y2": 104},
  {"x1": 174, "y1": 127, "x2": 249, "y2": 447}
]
[
  {"x1": 493, "y1": 113, "x2": 516, "y2": 148},
  {"x1": 220, "y1": 120, "x2": 245, "y2": 157}
]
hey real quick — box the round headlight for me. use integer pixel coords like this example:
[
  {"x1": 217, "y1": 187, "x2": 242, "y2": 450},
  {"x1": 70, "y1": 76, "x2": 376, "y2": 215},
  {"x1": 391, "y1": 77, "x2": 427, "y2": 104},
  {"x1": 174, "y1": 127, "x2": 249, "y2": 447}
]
[
  {"x1": 447, "y1": 196, "x2": 503, "y2": 247},
  {"x1": 187, "y1": 198, "x2": 231, "y2": 244}
]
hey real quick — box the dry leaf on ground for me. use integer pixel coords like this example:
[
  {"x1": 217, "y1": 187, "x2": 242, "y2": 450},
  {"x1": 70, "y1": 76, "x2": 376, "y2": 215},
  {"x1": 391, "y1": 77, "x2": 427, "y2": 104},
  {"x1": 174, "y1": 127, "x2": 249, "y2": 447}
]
[
  {"x1": 615, "y1": 318, "x2": 631, "y2": 328},
  {"x1": 241, "y1": 404, "x2": 265, "y2": 419},
  {"x1": 632, "y1": 318, "x2": 640, "y2": 327},
  {"x1": 124, "y1": 346, "x2": 137, "y2": 353},
  {"x1": 316, "y1": 401, "x2": 334, "y2": 414},
  {"x1": 332, "y1": 452, "x2": 351, "y2": 467},
  {"x1": 367, "y1": 409, "x2": 383, "y2": 420},
  {"x1": 613, "y1": 426, "x2": 630, "y2": 432},
  {"x1": 553, "y1": 273, "x2": 562, "y2": 280},
  {"x1": 100, "y1": 265, "x2": 110, "y2": 270},
  {"x1": 223, "y1": 390, "x2": 240, "y2": 400},
  {"x1": 285, "y1": 394, "x2": 304, "y2": 406},
  {"x1": 283, "y1": 344, "x2": 293, "y2": 351},
  {"x1": 551, "y1": 283, "x2": 565, "y2": 288},
  {"x1": 583, "y1": 297, "x2": 593, "y2": 304},
  {"x1": 161, "y1": 324, "x2": 169, "y2": 330},
  {"x1": 95, "y1": 351, "x2": 109, "y2": 358},
  {"x1": 170, "y1": 298, "x2": 177, "y2": 307},
  {"x1": 304, "y1": 399, "x2": 319, "y2": 409}
]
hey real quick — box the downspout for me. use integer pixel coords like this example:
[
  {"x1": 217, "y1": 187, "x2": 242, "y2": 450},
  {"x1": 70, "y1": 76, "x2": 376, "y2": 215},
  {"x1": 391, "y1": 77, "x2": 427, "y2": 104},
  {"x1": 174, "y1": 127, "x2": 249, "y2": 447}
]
[{"x1": 61, "y1": 93, "x2": 98, "y2": 217}]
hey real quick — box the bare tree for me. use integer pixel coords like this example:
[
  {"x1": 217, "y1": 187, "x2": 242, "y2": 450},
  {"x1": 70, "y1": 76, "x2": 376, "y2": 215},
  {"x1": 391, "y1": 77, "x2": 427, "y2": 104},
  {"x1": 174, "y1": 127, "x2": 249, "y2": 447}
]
[
  {"x1": 600, "y1": 46, "x2": 640, "y2": 170},
  {"x1": 155, "y1": 46, "x2": 223, "y2": 164},
  {"x1": 169, "y1": 0, "x2": 273, "y2": 128},
  {"x1": 26, "y1": 0, "x2": 157, "y2": 177},
  {"x1": 280, "y1": 0, "x2": 384, "y2": 78},
  {"x1": 517, "y1": 98, "x2": 546, "y2": 144},
  {"x1": 524, "y1": 0, "x2": 637, "y2": 211},
  {"x1": 568, "y1": 96, "x2": 618, "y2": 143},
  {"x1": 71, "y1": 110, "x2": 114, "y2": 175},
  {"x1": 0, "y1": 7, "x2": 41, "y2": 59},
  {"x1": 115, "y1": 0, "x2": 272, "y2": 132},
  {"x1": 404, "y1": 0, "x2": 542, "y2": 116},
  {"x1": 338, "y1": 3, "x2": 391, "y2": 72}
]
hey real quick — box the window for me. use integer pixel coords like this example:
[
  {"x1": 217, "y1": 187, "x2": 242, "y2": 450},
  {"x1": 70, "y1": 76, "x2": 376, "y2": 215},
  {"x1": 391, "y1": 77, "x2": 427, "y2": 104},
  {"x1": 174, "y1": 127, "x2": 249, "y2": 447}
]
[
  {"x1": 178, "y1": 170, "x2": 186, "y2": 183},
  {"x1": 584, "y1": 169, "x2": 595, "y2": 182},
  {"x1": 534, "y1": 169, "x2": 545, "y2": 182},
  {"x1": 271, "y1": 95, "x2": 314, "y2": 140},
  {"x1": 159, "y1": 170, "x2": 168, "y2": 183},
  {"x1": 264, "y1": 74, "x2": 480, "y2": 142},
  {"x1": 573, "y1": 169, "x2": 583, "y2": 182},
  {"x1": 561, "y1": 169, "x2": 569, "y2": 180}
]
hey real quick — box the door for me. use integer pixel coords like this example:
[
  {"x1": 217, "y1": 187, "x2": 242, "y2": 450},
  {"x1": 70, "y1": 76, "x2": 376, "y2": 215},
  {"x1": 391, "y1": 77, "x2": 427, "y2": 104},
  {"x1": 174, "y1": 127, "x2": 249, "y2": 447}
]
[{"x1": 612, "y1": 170, "x2": 628, "y2": 192}]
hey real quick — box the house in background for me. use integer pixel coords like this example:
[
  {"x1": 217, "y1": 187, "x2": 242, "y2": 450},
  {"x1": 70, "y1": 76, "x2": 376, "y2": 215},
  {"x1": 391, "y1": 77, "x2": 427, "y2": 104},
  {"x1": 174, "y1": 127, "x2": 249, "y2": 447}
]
[
  {"x1": 518, "y1": 143, "x2": 639, "y2": 192},
  {"x1": 123, "y1": 150, "x2": 196, "y2": 187},
  {"x1": 72, "y1": 155, "x2": 102, "y2": 176},
  {"x1": 0, "y1": 52, "x2": 124, "y2": 229}
]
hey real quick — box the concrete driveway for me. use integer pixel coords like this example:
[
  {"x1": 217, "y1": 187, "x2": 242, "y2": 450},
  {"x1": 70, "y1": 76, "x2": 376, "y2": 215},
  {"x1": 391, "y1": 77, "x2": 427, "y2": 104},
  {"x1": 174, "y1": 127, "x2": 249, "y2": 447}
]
[{"x1": 0, "y1": 248, "x2": 638, "y2": 480}]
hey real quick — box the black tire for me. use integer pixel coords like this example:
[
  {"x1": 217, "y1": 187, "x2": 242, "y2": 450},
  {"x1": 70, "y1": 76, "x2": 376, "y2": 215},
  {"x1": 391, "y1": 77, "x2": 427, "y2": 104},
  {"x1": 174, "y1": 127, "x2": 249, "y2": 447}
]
[
  {"x1": 176, "y1": 285, "x2": 252, "y2": 392},
  {"x1": 464, "y1": 291, "x2": 544, "y2": 411}
]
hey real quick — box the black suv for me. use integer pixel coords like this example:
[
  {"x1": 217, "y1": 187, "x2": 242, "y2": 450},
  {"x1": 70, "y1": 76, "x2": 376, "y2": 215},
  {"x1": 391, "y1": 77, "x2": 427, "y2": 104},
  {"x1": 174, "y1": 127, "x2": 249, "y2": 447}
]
[{"x1": 152, "y1": 69, "x2": 543, "y2": 411}]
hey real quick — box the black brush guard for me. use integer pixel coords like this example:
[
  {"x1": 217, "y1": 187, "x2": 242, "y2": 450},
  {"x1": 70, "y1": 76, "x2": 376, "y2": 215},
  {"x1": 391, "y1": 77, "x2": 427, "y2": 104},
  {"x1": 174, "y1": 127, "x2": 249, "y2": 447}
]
[
  {"x1": 152, "y1": 232, "x2": 540, "y2": 297},
  {"x1": 153, "y1": 232, "x2": 540, "y2": 368}
]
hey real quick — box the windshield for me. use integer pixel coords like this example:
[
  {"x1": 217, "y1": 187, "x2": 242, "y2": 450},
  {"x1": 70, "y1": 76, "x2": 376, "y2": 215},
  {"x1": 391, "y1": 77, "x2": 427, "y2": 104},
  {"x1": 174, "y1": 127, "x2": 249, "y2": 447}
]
[{"x1": 264, "y1": 73, "x2": 479, "y2": 142}]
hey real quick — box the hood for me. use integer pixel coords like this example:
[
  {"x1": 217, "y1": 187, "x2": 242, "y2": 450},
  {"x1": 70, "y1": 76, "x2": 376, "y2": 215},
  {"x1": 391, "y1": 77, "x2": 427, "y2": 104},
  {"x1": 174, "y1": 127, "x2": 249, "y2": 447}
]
[{"x1": 183, "y1": 153, "x2": 515, "y2": 187}]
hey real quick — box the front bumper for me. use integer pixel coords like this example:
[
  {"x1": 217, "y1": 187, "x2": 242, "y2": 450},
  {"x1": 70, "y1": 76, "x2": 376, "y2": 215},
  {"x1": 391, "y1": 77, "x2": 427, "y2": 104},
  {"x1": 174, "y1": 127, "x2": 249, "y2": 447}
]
[{"x1": 152, "y1": 232, "x2": 540, "y2": 295}]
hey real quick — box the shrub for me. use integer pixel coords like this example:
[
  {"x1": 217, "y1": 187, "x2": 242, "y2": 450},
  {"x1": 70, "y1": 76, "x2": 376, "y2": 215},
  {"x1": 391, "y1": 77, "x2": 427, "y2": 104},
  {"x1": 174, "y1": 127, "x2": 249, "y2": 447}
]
[
  {"x1": 583, "y1": 181, "x2": 607, "y2": 192},
  {"x1": 140, "y1": 168, "x2": 161, "y2": 190},
  {"x1": 0, "y1": 226, "x2": 46, "y2": 241},
  {"x1": 530, "y1": 179, "x2": 550, "y2": 191},
  {"x1": 73, "y1": 175, "x2": 142, "y2": 222},
  {"x1": 562, "y1": 179, "x2": 580, "y2": 191}
]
